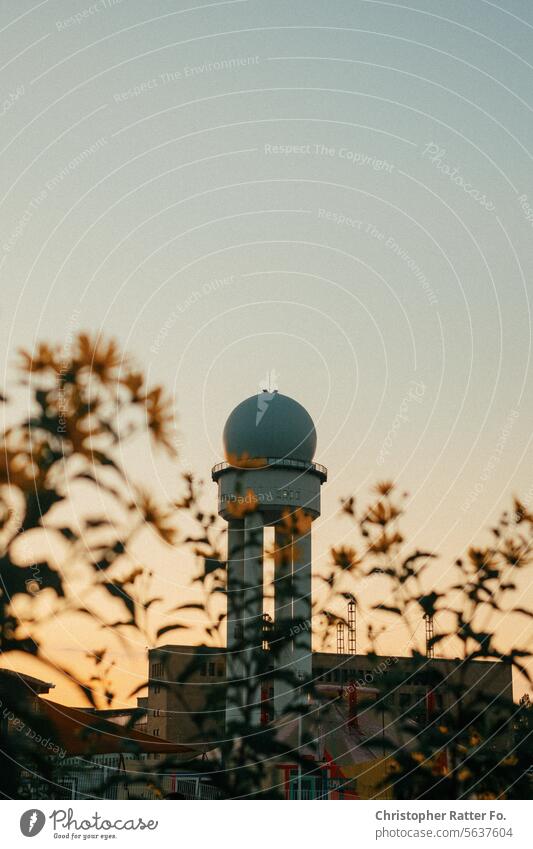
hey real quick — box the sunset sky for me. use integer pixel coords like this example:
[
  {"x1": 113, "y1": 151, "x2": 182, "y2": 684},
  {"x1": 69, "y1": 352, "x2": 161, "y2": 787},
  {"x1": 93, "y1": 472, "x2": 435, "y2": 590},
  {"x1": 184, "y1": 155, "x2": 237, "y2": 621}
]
[{"x1": 1, "y1": 0, "x2": 532, "y2": 703}]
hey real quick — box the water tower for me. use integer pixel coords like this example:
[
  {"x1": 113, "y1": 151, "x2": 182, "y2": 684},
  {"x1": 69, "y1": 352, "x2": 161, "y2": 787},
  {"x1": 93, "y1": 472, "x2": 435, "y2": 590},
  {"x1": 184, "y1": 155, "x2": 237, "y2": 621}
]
[{"x1": 212, "y1": 390, "x2": 327, "y2": 726}]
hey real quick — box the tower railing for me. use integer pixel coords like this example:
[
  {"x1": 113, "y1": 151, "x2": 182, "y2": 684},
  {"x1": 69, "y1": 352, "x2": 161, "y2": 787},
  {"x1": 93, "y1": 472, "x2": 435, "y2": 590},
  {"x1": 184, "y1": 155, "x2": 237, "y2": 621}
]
[{"x1": 212, "y1": 457, "x2": 327, "y2": 480}]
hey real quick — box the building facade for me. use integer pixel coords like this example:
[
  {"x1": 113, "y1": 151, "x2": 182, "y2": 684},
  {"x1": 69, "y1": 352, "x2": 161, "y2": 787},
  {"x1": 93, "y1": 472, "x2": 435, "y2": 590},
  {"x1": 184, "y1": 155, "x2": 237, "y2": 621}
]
[{"x1": 146, "y1": 644, "x2": 513, "y2": 746}]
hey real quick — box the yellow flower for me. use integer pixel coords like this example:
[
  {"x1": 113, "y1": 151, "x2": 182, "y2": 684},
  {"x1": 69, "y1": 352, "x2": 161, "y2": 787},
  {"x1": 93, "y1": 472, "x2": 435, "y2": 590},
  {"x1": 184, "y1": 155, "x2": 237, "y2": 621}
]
[
  {"x1": 331, "y1": 545, "x2": 360, "y2": 571},
  {"x1": 18, "y1": 342, "x2": 60, "y2": 373},
  {"x1": 374, "y1": 480, "x2": 395, "y2": 497},
  {"x1": 74, "y1": 333, "x2": 124, "y2": 385}
]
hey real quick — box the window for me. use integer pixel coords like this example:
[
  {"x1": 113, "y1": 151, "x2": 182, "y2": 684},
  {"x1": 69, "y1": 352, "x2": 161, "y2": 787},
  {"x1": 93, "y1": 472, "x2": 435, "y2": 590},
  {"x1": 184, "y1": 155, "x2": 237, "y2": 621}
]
[
  {"x1": 153, "y1": 684, "x2": 160, "y2": 695},
  {"x1": 200, "y1": 663, "x2": 207, "y2": 677},
  {"x1": 153, "y1": 728, "x2": 160, "y2": 737},
  {"x1": 288, "y1": 773, "x2": 318, "y2": 800},
  {"x1": 208, "y1": 662, "x2": 215, "y2": 677},
  {"x1": 216, "y1": 664, "x2": 224, "y2": 677},
  {"x1": 399, "y1": 692, "x2": 412, "y2": 709}
]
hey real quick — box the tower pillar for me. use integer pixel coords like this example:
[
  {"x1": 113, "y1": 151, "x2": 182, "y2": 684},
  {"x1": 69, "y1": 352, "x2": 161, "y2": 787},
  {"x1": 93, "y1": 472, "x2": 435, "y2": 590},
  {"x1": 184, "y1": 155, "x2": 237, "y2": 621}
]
[
  {"x1": 241, "y1": 511, "x2": 264, "y2": 726},
  {"x1": 225, "y1": 519, "x2": 244, "y2": 727},
  {"x1": 273, "y1": 521, "x2": 293, "y2": 716},
  {"x1": 292, "y1": 521, "x2": 312, "y2": 673},
  {"x1": 273, "y1": 518, "x2": 313, "y2": 715}
]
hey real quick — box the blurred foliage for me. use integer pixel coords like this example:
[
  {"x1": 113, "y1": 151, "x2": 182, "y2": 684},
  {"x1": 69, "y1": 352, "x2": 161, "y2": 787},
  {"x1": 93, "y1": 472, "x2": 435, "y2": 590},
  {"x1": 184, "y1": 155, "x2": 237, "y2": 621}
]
[
  {"x1": 326, "y1": 483, "x2": 533, "y2": 799},
  {"x1": 0, "y1": 335, "x2": 532, "y2": 799},
  {"x1": 0, "y1": 333, "x2": 183, "y2": 796}
]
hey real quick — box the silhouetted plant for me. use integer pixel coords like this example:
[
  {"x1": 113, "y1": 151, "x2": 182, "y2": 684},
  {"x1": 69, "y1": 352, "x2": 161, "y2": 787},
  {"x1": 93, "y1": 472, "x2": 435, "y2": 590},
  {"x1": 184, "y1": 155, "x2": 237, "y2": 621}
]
[
  {"x1": 0, "y1": 333, "x2": 183, "y2": 797},
  {"x1": 325, "y1": 483, "x2": 533, "y2": 799}
]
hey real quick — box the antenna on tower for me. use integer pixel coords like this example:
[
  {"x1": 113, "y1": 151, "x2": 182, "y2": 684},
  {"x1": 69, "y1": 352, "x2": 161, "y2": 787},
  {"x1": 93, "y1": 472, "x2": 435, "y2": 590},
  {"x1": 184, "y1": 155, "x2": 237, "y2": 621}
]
[
  {"x1": 336, "y1": 621, "x2": 345, "y2": 654},
  {"x1": 424, "y1": 613, "x2": 435, "y2": 659},
  {"x1": 347, "y1": 599, "x2": 357, "y2": 655}
]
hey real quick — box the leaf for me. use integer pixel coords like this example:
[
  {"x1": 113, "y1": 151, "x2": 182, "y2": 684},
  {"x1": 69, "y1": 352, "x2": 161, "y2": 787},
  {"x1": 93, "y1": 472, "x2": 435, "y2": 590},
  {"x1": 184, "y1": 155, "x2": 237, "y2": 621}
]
[
  {"x1": 144, "y1": 597, "x2": 163, "y2": 610},
  {"x1": 170, "y1": 603, "x2": 206, "y2": 613},
  {"x1": 156, "y1": 623, "x2": 187, "y2": 639},
  {"x1": 373, "y1": 604, "x2": 402, "y2": 616},
  {"x1": 127, "y1": 681, "x2": 149, "y2": 699},
  {"x1": 105, "y1": 618, "x2": 135, "y2": 629},
  {"x1": 514, "y1": 607, "x2": 533, "y2": 619},
  {"x1": 402, "y1": 551, "x2": 436, "y2": 568},
  {"x1": 102, "y1": 581, "x2": 135, "y2": 618}
]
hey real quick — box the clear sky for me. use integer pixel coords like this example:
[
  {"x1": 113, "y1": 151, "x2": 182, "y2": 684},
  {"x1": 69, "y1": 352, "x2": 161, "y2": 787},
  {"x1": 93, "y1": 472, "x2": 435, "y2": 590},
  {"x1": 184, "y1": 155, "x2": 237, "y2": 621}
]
[{"x1": 1, "y1": 0, "x2": 532, "y2": 702}]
